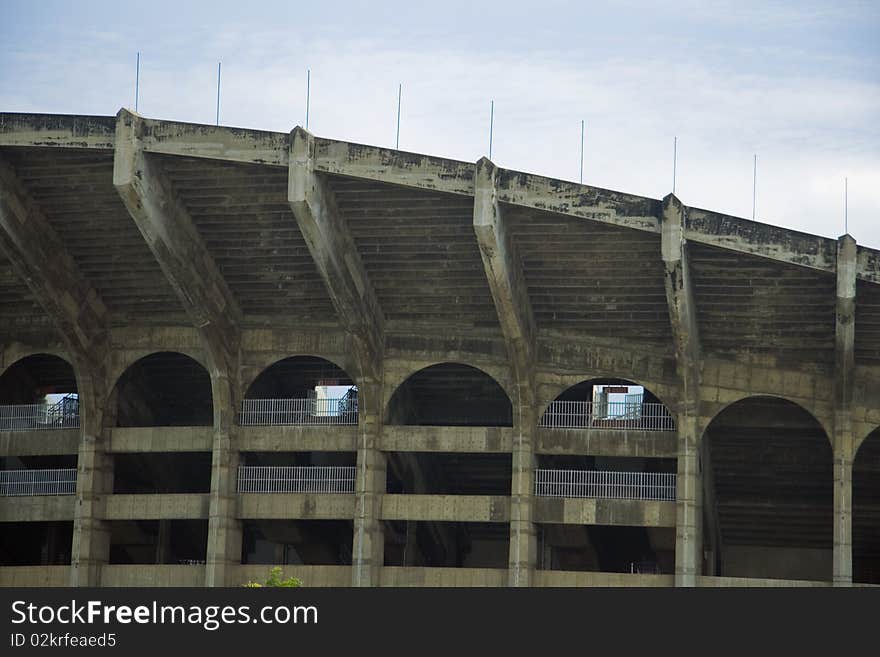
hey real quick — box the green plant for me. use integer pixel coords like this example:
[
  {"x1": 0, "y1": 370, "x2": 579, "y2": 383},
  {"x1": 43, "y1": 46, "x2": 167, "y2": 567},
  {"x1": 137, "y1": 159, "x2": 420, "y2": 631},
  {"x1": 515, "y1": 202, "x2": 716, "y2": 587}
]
[{"x1": 244, "y1": 566, "x2": 302, "y2": 588}]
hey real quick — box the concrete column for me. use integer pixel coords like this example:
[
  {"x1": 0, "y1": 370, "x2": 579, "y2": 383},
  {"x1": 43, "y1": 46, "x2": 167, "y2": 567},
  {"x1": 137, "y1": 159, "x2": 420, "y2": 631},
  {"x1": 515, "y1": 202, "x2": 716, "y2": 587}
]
[
  {"x1": 833, "y1": 234, "x2": 856, "y2": 585},
  {"x1": 675, "y1": 416, "x2": 702, "y2": 586},
  {"x1": 70, "y1": 375, "x2": 113, "y2": 586},
  {"x1": 352, "y1": 381, "x2": 385, "y2": 586},
  {"x1": 661, "y1": 194, "x2": 703, "y2": 586},
  {"x1": 205, "y1": 371, "x2": 241, "y2": 586},
  {"x1": 508, "y1": 397, "x2": 537, "y2": 586}
]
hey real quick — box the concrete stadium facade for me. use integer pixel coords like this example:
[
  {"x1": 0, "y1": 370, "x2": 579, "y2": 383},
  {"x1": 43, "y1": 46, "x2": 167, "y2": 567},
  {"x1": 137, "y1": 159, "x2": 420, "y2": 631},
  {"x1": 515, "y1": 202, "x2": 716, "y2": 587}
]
[{"x1": 0, "y1": 109, "x2": 878, "y2": 587}]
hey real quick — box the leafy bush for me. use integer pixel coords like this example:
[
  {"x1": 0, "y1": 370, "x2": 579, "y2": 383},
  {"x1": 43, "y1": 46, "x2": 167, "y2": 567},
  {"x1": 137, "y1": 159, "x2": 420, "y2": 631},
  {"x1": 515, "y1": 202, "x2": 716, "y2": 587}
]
[{"x1": 244, "y1": 566, "x2": 302, "y2": 587}]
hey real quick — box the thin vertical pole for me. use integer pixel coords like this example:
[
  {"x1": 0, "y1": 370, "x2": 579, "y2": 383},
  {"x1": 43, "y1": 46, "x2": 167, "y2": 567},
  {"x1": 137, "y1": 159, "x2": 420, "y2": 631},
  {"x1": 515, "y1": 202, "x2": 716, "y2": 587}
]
[
  {"x1": 673, "y1": 136, "x2": 677, "y2": 194},
  {"x1": 216, "y1": 62, "x2": 221, "y2": 126},
  {"x1": 135, "y1": 52, "x2": 140, "y2": 112},
  {"x1": 396, "y1": 83, "x2": 402, "y2": 149},
  {"x1": 752, "y1": 154, "x2": 757, "y2": 221},
  {"x1": 489, "y1": 100, "x2": 494, "y2": 159},
  {"x1": 579, "y1": 119, "x2": 584, "y2": 184},
  {"x1": 845, "y1": 177, "x2": 849, "y2": 234},
  {"x1": 306, "y1": 69, "x2": 310, "y2": 130}
]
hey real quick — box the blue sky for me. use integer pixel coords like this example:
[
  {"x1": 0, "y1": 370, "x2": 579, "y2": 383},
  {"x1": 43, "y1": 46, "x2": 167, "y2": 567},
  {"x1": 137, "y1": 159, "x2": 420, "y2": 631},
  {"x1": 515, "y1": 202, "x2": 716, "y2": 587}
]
[{"x1": 2, "y1": 0, "x2": 878, "y2": 245}]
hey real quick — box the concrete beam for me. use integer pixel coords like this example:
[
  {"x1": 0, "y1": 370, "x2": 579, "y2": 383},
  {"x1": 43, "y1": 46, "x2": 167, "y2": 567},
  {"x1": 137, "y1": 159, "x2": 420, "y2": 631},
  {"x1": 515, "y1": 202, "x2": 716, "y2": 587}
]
[
  {"x1": 289, "y1": 127, "x2": 384, "y2": 381},
  {"x1": 0, "y1": 156, "x2": 108, "y2": 358},
  {"x1": 473, "y1": 157, "x2": 537, "y2": 400},
  {"x1": 313, "y1": 137, "x2": 475, "y2": 196},
  {"x1": 685, "y1": 206, "x2": 838, "y2": 273},
  {"x1": 0, "y1": 113, "x2": 115, "y2": 150},
  {"x1": 662, "y1": 194, "x2": 701, "y2": 407},
  {"x1": 856, "y1": 245, "x2": 880, "y2": 284},
  {"x1": 139, "y1": 115, "x2": 288, "y2": 167},
  {"x1": 113, "y1": 108, "x2": 241, "y2": 372}
]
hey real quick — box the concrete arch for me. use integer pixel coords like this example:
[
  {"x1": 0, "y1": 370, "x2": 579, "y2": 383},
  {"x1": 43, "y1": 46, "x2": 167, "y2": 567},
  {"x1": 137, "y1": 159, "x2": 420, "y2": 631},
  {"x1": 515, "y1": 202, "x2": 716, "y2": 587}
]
[
  {"x1": 384, "y1": 360, "x2": 514, "y2": 426},
  {"x1": 700, "y1": 394, "x2": 833, "y2": 447},
  {"x1": 855, "y1": 425, "x2": 880, "y2": 458},
  {"x1": 240, "y1": 352, "x2": 359, "y2": 401},
  {"x1": 108, "y1": 347, "x2": 209, "y2": 403},
  {"x1": 111, "y1": 351, "x2": 214, "y2": 428},
  {"x1": 384, "y1": 359, "x2": 514, "y2": 412},
  {"x1": 538, "y1": 373, "x2": 677, "y2": 421}
]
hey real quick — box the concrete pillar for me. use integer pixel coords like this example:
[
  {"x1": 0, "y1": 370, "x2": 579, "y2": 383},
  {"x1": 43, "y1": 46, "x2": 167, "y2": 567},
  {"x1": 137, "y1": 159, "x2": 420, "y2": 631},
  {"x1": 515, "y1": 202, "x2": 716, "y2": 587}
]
[
  {"x1": 205, "y1": 371, "x2": 241, "y2": 586},
  {"x1": 352, "y1": 381, "x2": 385, "y2": 586},
  {"x1": 661, "y1": 194, "x2": 704, "y2": 586},
  {"x1": 675, "y1": 415, "x2": 702, "y2": 586},
  {"x1": 70, "y1": 375, "x2": 113, "y2": 586},
  {"x1": 833, "y1": 234, "x2": 856, "y2": 585},
  {"x1": 508, "y1": 397, "x2": 537, "y2": 586}
]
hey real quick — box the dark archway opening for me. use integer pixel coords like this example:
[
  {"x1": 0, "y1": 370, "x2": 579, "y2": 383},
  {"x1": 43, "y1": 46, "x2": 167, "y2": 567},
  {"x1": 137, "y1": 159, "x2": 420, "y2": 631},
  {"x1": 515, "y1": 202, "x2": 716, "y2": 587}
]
[
  {"x1": 541, "y1": 378, "x2": 674, "y2": 430},
  {"x1": 0, "y1": 354, "x2": 78, "y2": 430},
  {"x1": 115, "y1": 352, "x2": 213, "y2": 427},
  {"x1": 241, "y1": 356, "x2": 357, "y2": 426},
  {"x1": 387, "y1": 363, "x2": 512, "y2": 427},
  {"x1": 702, "y1": 396, "x2": 833, "y2": 581},
  {"x1": 854, "y1": 431, "x2": 880, "y2": 584}
]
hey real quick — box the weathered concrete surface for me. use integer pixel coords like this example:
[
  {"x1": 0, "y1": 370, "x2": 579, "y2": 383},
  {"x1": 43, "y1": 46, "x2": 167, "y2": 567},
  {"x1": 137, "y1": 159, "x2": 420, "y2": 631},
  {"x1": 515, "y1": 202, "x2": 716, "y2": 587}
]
[
  {"x1": 0, "y1": 114, "x2": 116, "y2": 150},
  {"x1": 833, "y1": 235, "x2": 857, "y2": 585},
  {"x1": 698, "y1": 575, "x2": 832, "y2": 587},
  {"x1": 380, "y1": 567, "x2": 508, "y2": 587},
  {"x1": 109, "y1": 426, "x2": 213, "y2": 453},
  {"x1": 381, "y1": 425, "x2": 514, "y2": 453},
  {"x1": 0, "y1": 429, "x2": 80, "y2": 456},
  {"x1": 0, "y1": 494, "x2": 75, "y2": 521},
  {"x1": 381, "y1": 494, "x2": 511, "y2": 522},
  {"x1": 103, "y1": 493, "x2": 210, "y2": 520},
  {"x1": 0, "y1": 566, "x2": 70, "y2": 586},
  {"x1": 536, "y1": 428, "x2": 677, "y2": 457},
  {"x1": 237, "y1": 493, "x2": 356, "y2": 520},
  {"x1": 100, "y1": 565, "x2": 205, "y2": 587},
  {"x1": 533, "y1": 497, "x2": 676, "y2": 527},
  {"x1": 238, "y1": 425, "x2": 358, "y2": 453},
  {"x1": 288, "y1": 127, "x2": 384, "y2": 381},
  {"x1": 533, "y1": 571, "x2": 674, "y2": 587}
]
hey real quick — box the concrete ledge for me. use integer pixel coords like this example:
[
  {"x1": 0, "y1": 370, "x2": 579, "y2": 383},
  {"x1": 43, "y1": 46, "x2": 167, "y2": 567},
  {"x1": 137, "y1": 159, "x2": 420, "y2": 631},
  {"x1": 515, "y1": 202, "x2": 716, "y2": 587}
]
[
  {"x1": 381, "y1": 426, "x2": 514, "y2": 453},
  {"x1": 380, "y1": 567, "x2": 508, "y2": 587},
  {"x1": 0, "y1": 429, "x2": 80, "y2": 456},
  {"x1": 0, "y1": 495, "x2": 75, "y2": 522},
  {"x1": 233, "y1": 564, "x2": 351, "y2": 587},
  {"x1": 238, "y1": 425, "x2": 358, "y2": 453},
  {"x1": 237, "y1": 493, "x2": 356, "y2": 520},
  {"x1": 0, "y1": 565, "x2": 70, "y2": 586},
  {"x1": 534, "y1": 497, "x2": 676, "y2": 527},
  {"x1": 380, "y1": 494, "x2": 510, "y2": 522},
  {"x1": 109, "y1": 427, "x2": 213, "y2": 453},
  {"x1": 698, "y1": 575, "x2": 831, "y2": 587},
  {"x1": 100, "y1": 565, "x2": 205, "y2": 587},
  {"x1": 104, "y1": 494, "x2": 210, "y2": 520},
  {"x1": 536, "y1": 428, "x2": 677, "y2": 457},
  {"x1": 533, "y1": 570, "x2": 674, "y2": 587}
]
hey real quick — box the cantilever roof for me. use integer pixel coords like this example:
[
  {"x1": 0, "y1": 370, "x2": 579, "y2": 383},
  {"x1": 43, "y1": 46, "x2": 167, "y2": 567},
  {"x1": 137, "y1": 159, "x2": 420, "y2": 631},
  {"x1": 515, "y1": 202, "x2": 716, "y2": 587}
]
[{"x1": 1, "y1": 110, "x2": 879, "y2": 369}]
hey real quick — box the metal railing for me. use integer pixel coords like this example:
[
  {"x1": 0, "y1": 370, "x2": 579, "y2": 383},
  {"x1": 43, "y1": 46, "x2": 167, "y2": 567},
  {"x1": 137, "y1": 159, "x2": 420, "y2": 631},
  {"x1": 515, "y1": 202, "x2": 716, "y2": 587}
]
[
  {"x1": 237, "y1": 465, "x2": 356, "y2": 494},
  {"x1": 535, "y1": 469, "x2": 676, "y2": 501},
  {"x1": 0, "y1": 468, "x2": 77, "y2": 496},
  {"x1": 0, "y1": 395, "x2": 80, "y2": 431},
  {"x1": 539, "y1": 400, "x2": 674, "y2": 431},
  {"x1": 238, "y1": 397, "x2": 358, "y2": 426}
]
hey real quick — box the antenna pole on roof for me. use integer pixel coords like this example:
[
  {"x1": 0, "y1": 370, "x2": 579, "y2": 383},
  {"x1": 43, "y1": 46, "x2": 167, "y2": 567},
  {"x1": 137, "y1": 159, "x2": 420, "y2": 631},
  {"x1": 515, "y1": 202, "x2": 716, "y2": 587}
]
[
  {"x1": 489, "y1": 100, "x2": 494, "y2": 160},
  {"x1": 396, "y1": 83, "x2": 402, "y2": 150},
  {"x1": 579, "y1": 119, "x2": 584, "y2": 184},
  {"x1": 306, "y1": 69, "x2": 311, "y2": 130},
  {"x1": 135, "y1": 52, "x2": 140, "y2": 112},
  {"x1": 672, "y1": 136, "x2": 677, "y2": 194},
  {"x1": 752, "y1": 154, "x2": 757, "y2": 221},
  {"x1": 216, "y1": 61, "x2": 221, "y2": 126},
  {"x1": 845, "y1": 177, "x2": 849, "y2": 235}
]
